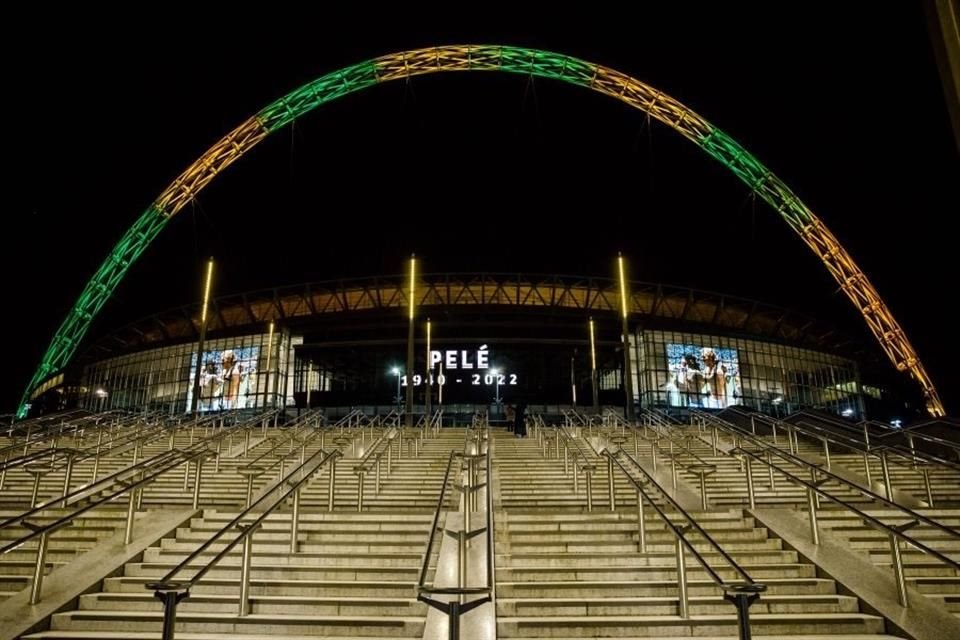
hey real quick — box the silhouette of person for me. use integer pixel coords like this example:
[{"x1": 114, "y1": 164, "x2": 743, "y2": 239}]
[
  {"x1": 505, "y1": 403, "x2": 516, "y2": 432},
  {"x1": 514, "y1": 401, "x2": 527, "y2": 438}
]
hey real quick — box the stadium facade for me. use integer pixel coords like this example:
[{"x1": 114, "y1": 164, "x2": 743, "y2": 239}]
[{"x1": 38, "y1": 273, "x2": 880, "y2": 421}]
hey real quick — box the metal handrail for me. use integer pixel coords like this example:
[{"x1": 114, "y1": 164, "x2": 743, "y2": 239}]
[
  {"x1": 0, "y1": 448, "x2": 183, "y2": 532},
  {"x1": 733, "y1": 445, "x2": 960, "y2": 608},
  {"x1": 416, "y1": 451, "x2": 466, "y2": 590},
  {"x1": 724, "y1": 407, "x2": 960, "y2": 474},
  {"x1": 149, "y1": 446, "x2": 339, "y2": 590},
  {"x1": 581, "y1": 431, "x2": 766, "y2": 633},
  {"x1": 555, "y1": 426, "x2": 595, "y2": 471},
  {"x1": 699, "y1": 412, "x2": 960, "y2": 541},
  {"x1": 791, "y1": 419, "x2": 960, "y2": 474},
  {"x1": 354, "y1": 428, "x2": 397, "y2": 471},
  {"x1": 0, "y1": 448, "x2": 210, "y2": 550},
  {"x1": 735, "y1": 447, "x2": 960, "y2": 567},
  {"x1": 417, "y1": 431, "x2": 494, "y2": 640},
  {"x1": 609, "y1": 447, "x2": 757, "y2": 588}
]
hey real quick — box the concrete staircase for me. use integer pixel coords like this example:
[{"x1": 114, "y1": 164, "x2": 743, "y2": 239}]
[
  {"x1": 491, "y1": 426, "x2": 904, "y2": 638},
  {"x1": 19, "y1": 425, "x2": 465, "y2": 639}
]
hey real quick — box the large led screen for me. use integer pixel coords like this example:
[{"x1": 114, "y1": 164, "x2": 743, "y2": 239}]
[
  {"x1": 665, "y1": 344, "x2": 740, "y2": 408},
  {"x1": 186, "y1": 346, "x2": 259, "y2": 412}
]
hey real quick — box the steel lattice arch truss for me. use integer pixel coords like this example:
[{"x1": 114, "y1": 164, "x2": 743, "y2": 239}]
[{"x1": 18, "y1": 45, "x2": 944, "y2": 417}]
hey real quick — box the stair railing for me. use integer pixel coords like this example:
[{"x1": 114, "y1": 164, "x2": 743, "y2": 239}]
[
  {"x1": 417, "y1": 437, "x2": 494, "y2": 640},
  {"x1": 592, "y1": 432, "x2": 765, "y2": 638},
  {"x1": 733, "y1": 445, "x2": 960, "y2": 608},
  {"x1": 0, "y1": 445, "x2": 214, "y2": 605},
  {"x1": 147, "y1": 446, "x2": 340, "y2": 639}
]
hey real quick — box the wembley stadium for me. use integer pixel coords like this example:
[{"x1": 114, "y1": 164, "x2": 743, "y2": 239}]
[{"x1": 24, "y1": 271, "x2": 890, "y2": 424}]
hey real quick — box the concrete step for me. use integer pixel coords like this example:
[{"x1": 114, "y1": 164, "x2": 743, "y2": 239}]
[
  {"x1": 496, "y1": 577, "x2": 838, "y2": 597},
  {"x1": 496, "y1": 612, "x2": 886, "y2": 637},
  {"x1": 48, "y1": 610, "x2": 425, "y2": 636},
  {"x1": 79, "y1": 592, "x2": 427, "y2": 616},
  {"x1": 496, "y1": 594, "x2": 861, "y2": 616}
]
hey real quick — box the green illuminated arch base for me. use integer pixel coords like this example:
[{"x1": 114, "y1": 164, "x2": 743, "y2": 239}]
[{"x1": 18, "y1": 45, "x2": 945, "y2": 417}]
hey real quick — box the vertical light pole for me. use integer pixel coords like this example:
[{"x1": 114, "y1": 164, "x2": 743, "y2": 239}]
[
  {"x1": 618, "y1": 253, "x2": 636, "y2": 422},
  {"x1": 392, "y1": 367, "x2": 402, "y2": 412},
  {"x1": 570, "y1": 353, "x2": 577, "y2": 407},
  {"x1": 590, "y1": 317, "x2": 600, "y2": 414},
  {"x1": 191, "y1": 257, "x2": 215, "y2": 416},
  {"x1": 425, "y1": 318, "x2": 432, "y2": 420},
  {"x1": 438, "y1": 361, "x2": 444, "y2": 406},
  {"x1": 405, "y1": 255, "x2": 416, "y2": 428},
  {"x1": 264, "y1": 321, "x2": 274, "y2": 409}
]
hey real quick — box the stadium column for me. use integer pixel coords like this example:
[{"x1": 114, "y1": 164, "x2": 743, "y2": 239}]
[
  {"x1": 406, "y1": 255, "x2": 416, "y2": 428},
  {"x1": 191, "y1": 257, "x2": 215, "y2": 415},
  {"x1": 590, "y1": 318, "x2": 600, "y2": 415},
  {"x1": 265, "y1": 321, "x2": 275, "y2": 408},
  {"x1": 425, "y1": 318, "x2": 432, "y2": 420},
  {"x1": 618, "y1": 254, "x2": 636, "y2": 422}
]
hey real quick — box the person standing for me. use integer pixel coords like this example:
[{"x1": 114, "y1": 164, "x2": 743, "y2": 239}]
[{"x1": 514, "y1": 401, "x2": 527, "y2": 438}]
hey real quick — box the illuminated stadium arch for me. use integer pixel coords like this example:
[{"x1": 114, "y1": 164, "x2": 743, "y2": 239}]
[{"x1": 18, "y1": 45, "x2": 945, "y2": 417}]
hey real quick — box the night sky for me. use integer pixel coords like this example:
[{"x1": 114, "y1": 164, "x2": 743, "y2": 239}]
[{"x1": 3, "y1": 6, "x2": 958, "y2": 415}]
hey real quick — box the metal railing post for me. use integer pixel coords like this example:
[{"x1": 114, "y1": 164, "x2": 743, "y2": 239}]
[
  {"x1": 745, "y1": 457, "x2": 756, "y2": 509},
  {"x1": 290, "y1": 486, "x2": 301, "y2": 553},
  {"x1": 607, "y1": 455, "x2": 616, "y2": 511},
  {"x1": 698, "y1": 471, "x2": 709, "y2": 510},
  {"x1": 637, "y1": 491, "x2": 647, "y2": 553},
  {"x1": 880, "y1": 449, "x2": 893, "y2": 501},
  {"x1": 889, "y1": 532, "x2": 909, "y2": 607},
  {"x1": 91, "y1": 430, "x2": 103, "y2": 481},
  {"x1": 60, "y1": 453, "x2": 75, "y2": 507},
  {"x1": 822, "y1": 437, "x2": 831, "y2": 470},
  {"x1": 670, "y1": 441, "x2": 678, "y2": 489},
  {"x1": 237, "y1": 523, "x2": 258, "y2": 616},
  {"x1": 357, "y1": 470, "x2": 366, "y2": 512},
  {"x1": 807, "y1": 468, "x2": 820, "y2": 545},
  {"x1": 28, "y1": 466, "x2": 47, "y2": 508},
  {"x1": 585, "y1": 468, "x2": 594, "y2": 512},
  {"x1": 28, "y1": 529, "x2": 50, "y2": 604},
  {"x1": 328, "y1": 456, "x2": 337, "y2": 511},
  {"x1": 124, "y1": 484, "x2": 141, "y2": 545},
  {"x1": 863, "y1": 450, "x2": 872, "y2": 486},
  {"x1": 676, "y1": 537, "x2": 689, "y2": 618},
  {"x1": 766, "y1": 450, "x2": 776, "y2": 490},
  {"x1": 192, "y1": 459, "x2": 204, "y2": 510},
  {"x1": 724, "y1": 585, "x2": 763, "y2": 640},
  {"x1": 151, "y1": 585, "x2": 188, "y2": 640},
  {"x1": 921, "y1": 467, "x2": 934, "y2": 507}
]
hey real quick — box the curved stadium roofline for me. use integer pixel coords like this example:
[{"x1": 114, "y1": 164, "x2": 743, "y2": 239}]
[{"x1": 80, "y1": 272, "x2": 865, "y2": 363}]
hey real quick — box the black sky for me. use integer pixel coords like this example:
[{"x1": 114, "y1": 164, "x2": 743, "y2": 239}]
[{"x1": 3, "y1": 5, "x2": 958, "y2": 414}]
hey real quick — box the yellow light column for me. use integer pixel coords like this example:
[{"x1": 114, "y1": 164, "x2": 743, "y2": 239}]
[
  {"x1": 191, "y1": 257, "x2": 215, "y2": 415},
  {"x1": 425, "y1": 318, "x2": 432, "y2": 421},
  {"x1": 590, "y1": 317, "x2": 600, "y2": 415},
  {"x1": 405, "y1": 255, "x2": 416, "y2": 428},
  {"x1": 618, "y1": 254, "x2": 636, "y2": 422}
]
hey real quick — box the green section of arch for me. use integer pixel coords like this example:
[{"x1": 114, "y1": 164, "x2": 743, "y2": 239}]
[{"x1": 19, "y1": 205, "x2": 168, "y2": 416}]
